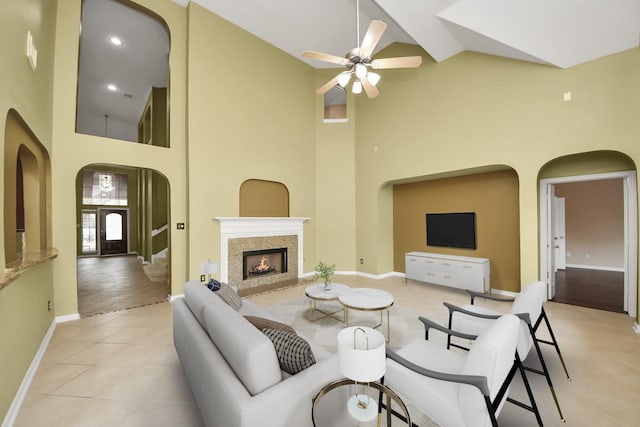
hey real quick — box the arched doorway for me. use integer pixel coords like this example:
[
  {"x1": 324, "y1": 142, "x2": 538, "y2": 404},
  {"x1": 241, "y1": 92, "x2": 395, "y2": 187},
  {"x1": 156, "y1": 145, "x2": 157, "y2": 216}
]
[
  {"x1": 76, "y1": 164, "x2": 171, "y2": 316},
  {"x1": 539, "y1": 151, "x2": 637, "y2": 316}
]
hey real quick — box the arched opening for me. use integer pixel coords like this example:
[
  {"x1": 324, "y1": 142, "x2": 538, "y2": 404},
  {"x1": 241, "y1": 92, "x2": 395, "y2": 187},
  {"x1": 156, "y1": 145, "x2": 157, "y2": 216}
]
[
  {"x1": 75, "y1": 0, "x2": 170, "y2": 147},
  {"x1": 539, "y1": 150, "x2": 637, "y2": 316},
  {"x1": 3, "y1": 110, "x2": 51, "y2": 266},
  {"x1": 76, "y1": 164, "x2": 171, "y2": 316}
]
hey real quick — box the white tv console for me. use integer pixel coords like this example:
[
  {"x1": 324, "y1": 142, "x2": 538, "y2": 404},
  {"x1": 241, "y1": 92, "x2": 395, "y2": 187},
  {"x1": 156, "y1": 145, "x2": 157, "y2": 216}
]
[{"x1": 405, "y1": 251, "x2": 490, "y2": 292}]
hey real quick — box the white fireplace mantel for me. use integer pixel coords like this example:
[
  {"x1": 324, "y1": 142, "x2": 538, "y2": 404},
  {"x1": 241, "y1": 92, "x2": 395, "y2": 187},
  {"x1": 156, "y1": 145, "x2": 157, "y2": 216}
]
[{"x1": 214, "y1": 217, "x2": 309, "y2": 283}]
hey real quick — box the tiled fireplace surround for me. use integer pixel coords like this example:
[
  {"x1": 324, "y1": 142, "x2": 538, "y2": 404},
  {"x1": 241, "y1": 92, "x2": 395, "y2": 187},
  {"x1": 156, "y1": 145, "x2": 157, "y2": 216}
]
[{"x1": 214, "y1": 217, "x2": 308, "y2": 296}]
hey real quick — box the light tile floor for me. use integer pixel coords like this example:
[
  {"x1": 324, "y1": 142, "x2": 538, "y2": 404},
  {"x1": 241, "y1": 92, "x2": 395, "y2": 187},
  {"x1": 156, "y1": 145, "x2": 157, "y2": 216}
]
[{"x1": 13, "y1": 275, "x2": 640, "y2": 426}]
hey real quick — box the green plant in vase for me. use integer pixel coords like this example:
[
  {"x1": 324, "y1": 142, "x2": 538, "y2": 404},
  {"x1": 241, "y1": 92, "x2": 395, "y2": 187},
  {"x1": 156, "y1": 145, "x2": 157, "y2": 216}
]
[{"x1": 313, "y1": 261, "x2": 336, "y2": 290}]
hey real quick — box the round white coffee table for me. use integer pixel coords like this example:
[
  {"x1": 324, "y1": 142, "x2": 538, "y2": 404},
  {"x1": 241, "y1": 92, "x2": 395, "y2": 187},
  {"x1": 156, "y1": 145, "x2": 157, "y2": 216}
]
[
  {"x1": 305, "y1": 283, "x2": 351, "y2": 322},
  {"x1": 339, "y1": 288, "x2": 394, "y2": 342}
]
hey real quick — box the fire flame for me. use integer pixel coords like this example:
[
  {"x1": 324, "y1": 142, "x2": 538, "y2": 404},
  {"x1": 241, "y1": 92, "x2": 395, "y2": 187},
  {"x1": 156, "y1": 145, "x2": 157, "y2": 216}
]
[{"x1": 256, "y1": 256, "x2": 269, "y2": 271}]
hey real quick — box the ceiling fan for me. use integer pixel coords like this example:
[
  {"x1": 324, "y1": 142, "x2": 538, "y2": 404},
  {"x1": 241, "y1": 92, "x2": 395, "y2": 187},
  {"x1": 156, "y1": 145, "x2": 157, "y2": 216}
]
[{"x1": 302, "y1": 0, "x2": 422, "y2": 99}]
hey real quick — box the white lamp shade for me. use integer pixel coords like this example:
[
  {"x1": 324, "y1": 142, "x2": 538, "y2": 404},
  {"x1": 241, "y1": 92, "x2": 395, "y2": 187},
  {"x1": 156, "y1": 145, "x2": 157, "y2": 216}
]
[
  {"x1": 354, "y1": 63, "x2": 368, "y2": 79},
  {"x1": 367, "y1": 72, "x2": 381, "y2": 86},
  {"x1": 352, "y1": 80, "x2": 362, "y2": 94},
  {"x1": 337, "y1": 71, "x2": 351, "y2": 87},
  {"x1": 337, "y1": 326, "x2": 386, "y2": 382},
  {"x1": 200, "y1": 261, "x2": 218, "y2": 275}
]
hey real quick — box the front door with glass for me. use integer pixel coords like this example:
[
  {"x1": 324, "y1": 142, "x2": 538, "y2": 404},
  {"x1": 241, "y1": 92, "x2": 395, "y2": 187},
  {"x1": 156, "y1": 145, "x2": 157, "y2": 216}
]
[{"x1": 99, "y1": 209, "x2": 128, "y2": 255}]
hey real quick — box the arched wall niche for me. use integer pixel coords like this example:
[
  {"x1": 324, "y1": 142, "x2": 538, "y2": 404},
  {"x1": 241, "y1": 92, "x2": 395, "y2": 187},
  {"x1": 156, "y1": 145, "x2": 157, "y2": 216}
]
[
  {"x1": 239, "y1": 179, "x2": 290, "y2": 217},
  {"x1": 390, "y1": 165, "x2": 521, "y2": 292},
  {"x1": 3, "y1": 109, "x2": 52, "y2": 266}
]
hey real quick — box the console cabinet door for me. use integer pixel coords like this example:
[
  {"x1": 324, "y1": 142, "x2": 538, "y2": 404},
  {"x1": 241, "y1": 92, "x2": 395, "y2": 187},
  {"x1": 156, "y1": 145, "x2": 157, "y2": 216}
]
[
  {"x1": 456, "y1": 262, "x2": 483, "y2": 291},
  {"x1": 405, "y1": 255, "x2": 424, "y2": 280}
]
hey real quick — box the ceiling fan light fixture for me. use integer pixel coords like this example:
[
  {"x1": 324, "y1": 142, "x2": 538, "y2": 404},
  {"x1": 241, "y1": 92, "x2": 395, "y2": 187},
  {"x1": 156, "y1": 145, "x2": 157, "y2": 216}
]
[
  {"x1": 368, "y1": 72, "x2": 381, "y2": 86},
  {"x1": 354, "y1": 63, "x2": 367, "y2": 79},
  {"x1": 337, "y1": 71, "x2": 352, "y2": 88},
  {"x1": 352, "y1": 80, "x2": 363, "y2": 94}
]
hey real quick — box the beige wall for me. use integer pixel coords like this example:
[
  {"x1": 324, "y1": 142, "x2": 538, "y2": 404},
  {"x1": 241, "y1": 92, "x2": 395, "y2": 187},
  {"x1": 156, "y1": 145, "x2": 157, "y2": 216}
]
[
  {"x1": 393, "y1": 170, "x2": 521, "y2": 292},
  {"x1": 0, "y1": 0, "x2": 57, "y2": 418},
  {"x1": 50, "y1": 0, "x2": 188, "y2": 314},
  {"x1": 2, "y1": 0, "x2": 640, "y2": 420},
  {"x1": 186, "y1": 4, "x2": 321, "y2": 277},
  {"x1": 555, "y1": 179, "x2": 625, "y2": 269},
  {"x1": 354, "y1": 43, "x2": 640, "y2": 291}
]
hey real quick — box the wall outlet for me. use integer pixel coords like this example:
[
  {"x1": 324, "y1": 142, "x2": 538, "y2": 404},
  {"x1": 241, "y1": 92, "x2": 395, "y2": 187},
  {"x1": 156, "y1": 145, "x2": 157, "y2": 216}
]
[
  {"x1": 359, "y1": 258, "x2": 364, "y2": 264},
  {"x1": 47, "y1": 300, "x2": 52, "y2": 311},
  {"x1": 176, "y1": 222, "x2": 185, "y2": 230},
  {"x1": 200, "y1": 275, "x2": 206, "y2": 282}
]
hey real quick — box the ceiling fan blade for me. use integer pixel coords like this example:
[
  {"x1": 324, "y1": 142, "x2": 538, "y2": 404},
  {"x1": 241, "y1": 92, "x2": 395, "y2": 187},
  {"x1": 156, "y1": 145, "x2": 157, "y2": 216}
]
[
  {"x1": 361, "y1": 77, "x2": 379, "y2": 99},
  {"x1": 370, "y1": 56, "x2": 423, "y2": 69},
  {"x1": 359, "y1": 20, "x2": 387, "y2": 58},
  {"x1": 303, "y1": 50, "x2": 349, "y2": 66},
  {"x1": 316, "y1": 74, "x2": 341, "y2": 95}
]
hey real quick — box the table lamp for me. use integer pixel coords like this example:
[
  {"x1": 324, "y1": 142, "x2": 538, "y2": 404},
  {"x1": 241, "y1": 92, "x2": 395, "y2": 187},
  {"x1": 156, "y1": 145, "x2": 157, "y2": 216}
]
[
  {"x1": 337, "y1": 326, "x2": 386, "y2": 423},
  {"x1": 200, "y1": 260, "x2": 219, "y2": 290}
]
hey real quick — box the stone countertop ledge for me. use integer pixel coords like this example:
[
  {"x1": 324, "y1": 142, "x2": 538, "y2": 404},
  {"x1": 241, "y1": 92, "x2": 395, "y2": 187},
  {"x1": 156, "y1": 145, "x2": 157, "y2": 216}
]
[{"x1": 0, "y1": 248, "x2": 58, "y2": 290}]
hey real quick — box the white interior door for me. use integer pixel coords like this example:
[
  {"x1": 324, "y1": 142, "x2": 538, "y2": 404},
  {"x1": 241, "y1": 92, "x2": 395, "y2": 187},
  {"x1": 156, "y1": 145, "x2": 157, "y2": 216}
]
[
  {"x1": 547, "y1": 186, "x2": 557, "y2": 299},
  {"x1": 554, "y1": 196, "x2": 566, "y2": 270}
]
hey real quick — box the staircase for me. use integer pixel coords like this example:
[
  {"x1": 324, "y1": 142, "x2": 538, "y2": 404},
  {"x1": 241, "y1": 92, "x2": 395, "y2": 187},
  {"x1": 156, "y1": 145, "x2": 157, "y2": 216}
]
[{"x1": 143, "y1": 250, "x2": 169, "y2": 283}]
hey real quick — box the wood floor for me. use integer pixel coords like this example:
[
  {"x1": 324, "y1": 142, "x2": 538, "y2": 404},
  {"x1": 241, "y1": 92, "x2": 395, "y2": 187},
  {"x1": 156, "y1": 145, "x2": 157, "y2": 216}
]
[
  {"x1": 77, "y1": 255, "x2": 171, "y2": 317},
  {"x1": 553, "y1": 267, "x2": 624, "y2": 313}
]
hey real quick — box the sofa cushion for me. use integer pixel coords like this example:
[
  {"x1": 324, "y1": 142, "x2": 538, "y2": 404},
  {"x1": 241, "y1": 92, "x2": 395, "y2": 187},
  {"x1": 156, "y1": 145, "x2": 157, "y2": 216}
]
[
  {"x1": 184, "y1": 280, "x2": 218, "y2": 328},
  {"x1": 245, "y1": 316, "x2": 296, "y2": 334},
  {"x1": 216, "y1": 282, "x2": 243, "y2": 310},
  {"x1": 203, "y1": 295, "x2": 282, "y2": 395},
  {"x1": 261, "y1": 328, "x2": 317, "y2": 375}
]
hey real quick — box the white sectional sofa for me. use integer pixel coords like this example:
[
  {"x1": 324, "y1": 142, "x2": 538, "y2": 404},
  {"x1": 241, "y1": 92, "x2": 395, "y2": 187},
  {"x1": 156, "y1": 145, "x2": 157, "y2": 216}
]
[{"x1": 173, "y1": 281, "x2": 349, "y2": 427}]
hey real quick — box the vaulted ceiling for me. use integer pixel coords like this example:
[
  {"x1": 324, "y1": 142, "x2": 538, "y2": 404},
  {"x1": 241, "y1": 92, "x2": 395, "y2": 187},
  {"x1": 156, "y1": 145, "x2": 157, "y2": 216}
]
[{"x1": 173, "y1": 0, "x2": 640, "y2": 69}]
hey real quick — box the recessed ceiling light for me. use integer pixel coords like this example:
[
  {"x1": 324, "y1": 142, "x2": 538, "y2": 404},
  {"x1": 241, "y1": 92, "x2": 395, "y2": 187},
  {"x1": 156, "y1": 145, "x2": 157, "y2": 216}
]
[
  {"x1": 107, "y1": 84, "x2": 117, "y2": 91},
  {"x1": 109, "y1": 36, "x2": 122, "y2": 46}
]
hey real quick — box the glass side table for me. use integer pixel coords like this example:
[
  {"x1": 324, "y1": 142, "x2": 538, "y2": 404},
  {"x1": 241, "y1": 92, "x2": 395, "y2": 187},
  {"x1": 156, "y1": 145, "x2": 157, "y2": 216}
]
[{"x1": 311, "y1": 378, "x2": 411, "y2": 426}]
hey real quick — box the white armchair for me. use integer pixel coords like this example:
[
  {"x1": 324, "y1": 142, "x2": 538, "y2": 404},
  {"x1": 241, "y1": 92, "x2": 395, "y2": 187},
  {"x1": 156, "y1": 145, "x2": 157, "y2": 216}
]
[
  {"x1": 445, "y1": 281, "x2": 569, "y2": 423},
  {"x1": 383, "y1": 314, "x2": 524, "y2": 427}
]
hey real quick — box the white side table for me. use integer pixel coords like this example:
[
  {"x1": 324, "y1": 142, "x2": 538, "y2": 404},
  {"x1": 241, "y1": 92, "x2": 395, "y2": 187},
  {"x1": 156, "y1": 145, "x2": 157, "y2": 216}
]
[
  {"x1": 305, "y1": 283, "x2": 351, "y2": 322},
  {"x1": 339, "y1": 288, "x2": 394, "y2": 342}
]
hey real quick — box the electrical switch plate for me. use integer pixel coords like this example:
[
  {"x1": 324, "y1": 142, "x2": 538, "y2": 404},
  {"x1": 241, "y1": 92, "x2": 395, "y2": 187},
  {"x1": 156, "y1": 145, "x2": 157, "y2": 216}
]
[{"x1": 177, "y1": 222, "x2": 185, "y2": 230}]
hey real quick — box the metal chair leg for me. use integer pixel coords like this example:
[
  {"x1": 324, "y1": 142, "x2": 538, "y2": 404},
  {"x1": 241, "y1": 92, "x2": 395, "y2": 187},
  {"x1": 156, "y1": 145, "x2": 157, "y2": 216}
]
[
  {"x1": 528, "y1": 324, "x2": 566, "y2": 423},
  {"x1": 536, "y1": 308, "x2": 571, "y2": 381}
]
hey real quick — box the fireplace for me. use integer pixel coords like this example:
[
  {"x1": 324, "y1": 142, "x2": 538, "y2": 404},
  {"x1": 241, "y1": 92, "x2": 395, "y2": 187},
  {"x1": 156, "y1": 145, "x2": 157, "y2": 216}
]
[
  {"x1": 243, "y1": 248, "x2": 287, "y2": 280},
  {"x1": 215, "y1": 217, "x2": 309, "y2": 296}
]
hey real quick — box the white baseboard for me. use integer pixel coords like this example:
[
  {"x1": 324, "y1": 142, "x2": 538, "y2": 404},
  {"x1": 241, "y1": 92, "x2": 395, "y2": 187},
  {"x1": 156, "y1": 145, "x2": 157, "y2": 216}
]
[
  {"x1": 169, "y1": 294, "x2": 184, "y2": 302},
  {"x1": 2, "y1": 319, "x2": 57, "y2": 427},
  {"x1": 633, "y1": 323, "x2": 640, "y2": 334},
  {"x1": 55, "y1": 313, "x2": 80, "y2": 323},
  {"x1": 564, "y1": 264, "x2": 625, "y2": 272},
  {"x1": 308, "y1": 270, "x2": 404, "y2": 280}
]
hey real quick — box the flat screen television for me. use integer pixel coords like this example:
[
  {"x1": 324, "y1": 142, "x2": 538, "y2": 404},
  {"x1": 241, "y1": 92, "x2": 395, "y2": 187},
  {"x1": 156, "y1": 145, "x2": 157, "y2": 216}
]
[{"x1": 426, "y1": 212, "x2": 477, "y2": 249}]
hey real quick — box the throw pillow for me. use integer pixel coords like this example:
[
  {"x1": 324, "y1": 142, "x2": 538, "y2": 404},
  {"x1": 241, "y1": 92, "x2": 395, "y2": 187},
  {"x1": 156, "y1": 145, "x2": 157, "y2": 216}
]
[
  {"x1": 213, "y1": 282, "x2": 243, "y2": 311},
  {"x1": 244, "y1": 316, "x2": 296, "y2": 335},
  {"x1": 261, "y1": 328, "x2": 316, "y2": 375}
]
